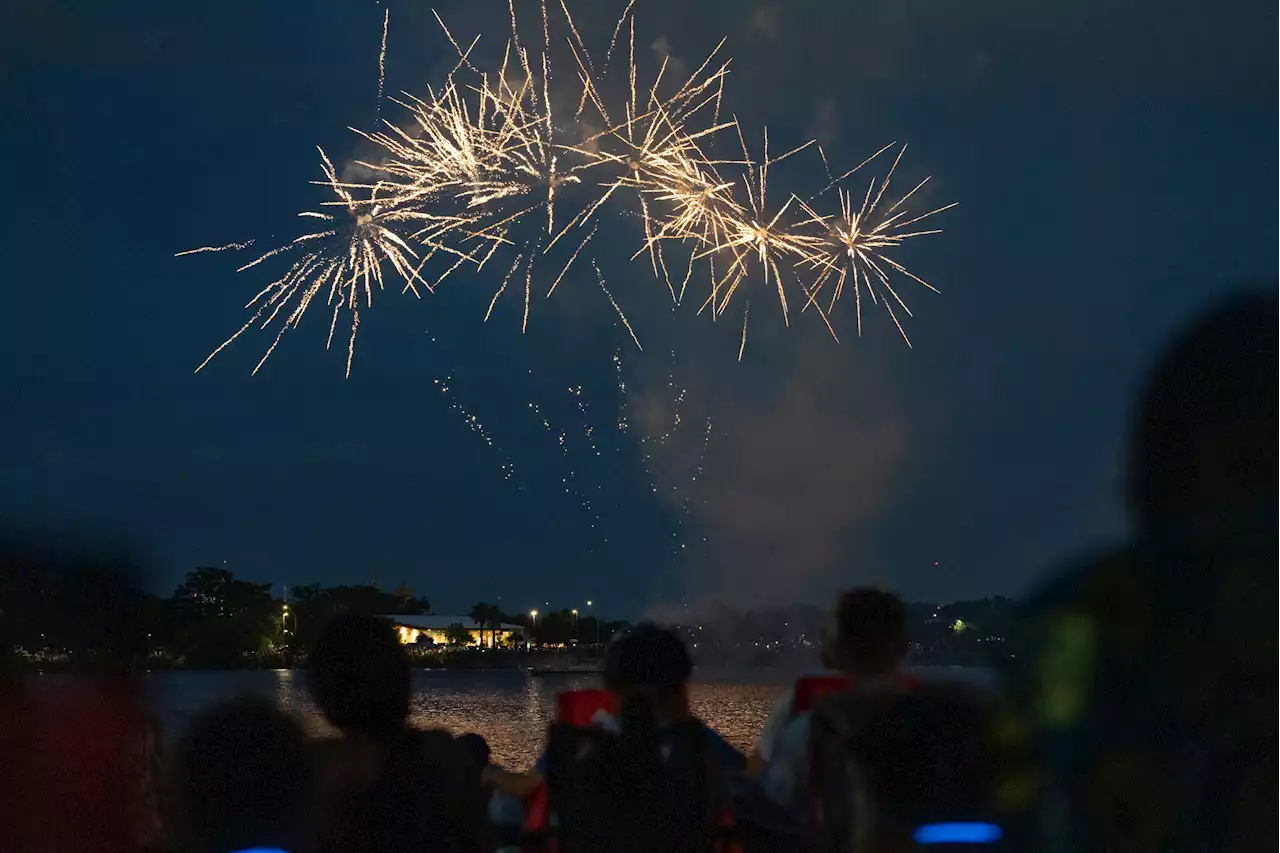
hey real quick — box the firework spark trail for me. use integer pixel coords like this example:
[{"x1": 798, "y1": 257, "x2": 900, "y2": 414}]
[
  {"x1": 191, "y1": 146, "x2": 433, "y2": 377},
  {"x1": 186, "y1": 0, "x2": 954, "y2": 374},
  {"x1": 432, "y1": 9, "x2": 478, "y2": 74},
  {"x1": 175, "y1": 240, "x2": 255, "y2": 256},
  {"x1": 659, "y1": 381, "x2": 686, "y2": 446},
  {"x1": 566, "y1": 382, "x2": 611, "y2": 550},
  {"x1": 609, "y1": 348, "x2": 659, "y2": 500},
  {"x1": 376, "y1": 9, "x2": 389, "y2": 119},
  {"x1": 594, "y1": 260, "x2": 642, "y2": 350},
  {"x1": 558, "y1": 0, "x2": 593, "y2": 74},
  {"x1": 603, "y1": 0, "x2": 637, "y2": 71},
  {"x1": 610, "y1": 342, "x2": 692, "y2": 503},
  {"x1": 669, "y1": 416, "x2": 713, "y2": 564},
  {"x1": 546, "y1": 222, "x2": 595, "y2": 296},
  {"x1": 600, "y1": 349, "x2": 637, "y2": 532},
  {"x1": 611, "y1": 349, "x2": 630, "y2": 434},
  {"x1": 424, "y1": 331, "x2": 519, "y2": 483},
  {"x1": 527, "y1": 398, "x2": 602, "y2": 545},
  {"x1": 569, "y1": 384, "x2": 599, "y2": 453},
  {"x1": 655, "y1": 303, "x2": 687, "y2": 447},
  {"x1": 527, "y1": 401, "x2": 572, "y2": 498},
  {"x1": 568, "y1": 379, "x2": 611, "y2": 545},
  {"x1": 434, "y1": 375, "x2": 517, "y2": 482}
]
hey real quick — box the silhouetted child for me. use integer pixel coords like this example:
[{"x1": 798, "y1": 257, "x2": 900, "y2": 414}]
[
  {"x1": 484, "y1": 624, "x2": 744, "y2": 801},
  {"x1": 755, "y1": 587, "x2": 911, "y2": 813},
  {"x1": 171, "y1": 695, "x2": 309, "y2": 853},
  {"x1": 458, "y1": 732, "x2": 526, "y2": 848},
  {"x1": 307, "y1": 613, "x2": 490, "y2": 853}
]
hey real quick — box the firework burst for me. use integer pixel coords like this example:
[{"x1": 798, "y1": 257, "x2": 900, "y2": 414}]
[
  {"x1": 686, "y1": 127, "x2": 837, "y2": 354},
  {"x1": 184, "y1": 0, "x2": 955, "y2": 374},
  {"x1": 190, "y1": 148, "x2": 430, "y2": 377},
  {"x1": 795, "y1": 143, "x2": 958, "y2": 345}
]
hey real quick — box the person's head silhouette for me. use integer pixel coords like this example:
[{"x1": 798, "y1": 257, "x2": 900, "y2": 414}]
[
  {"x1": 1127, "y1": 291, "x2": 1277, "y2": 534},
  {"x1": 308, "y1": 613, "x2": 410, "y2": 739},
  {"x1": 604, "y1": 623, "x2": 693, "y2": 723},
  {"x1": 172, "y1": 695, "x2": 309, "y2": 853},
  {"x1": 820, "y1": 587, "x2": 908, "y2": 680}
]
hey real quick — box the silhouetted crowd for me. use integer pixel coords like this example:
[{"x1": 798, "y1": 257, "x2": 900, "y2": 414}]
[{"x1": 2, "y1": 292, "x2": 1275, "y2": 852}]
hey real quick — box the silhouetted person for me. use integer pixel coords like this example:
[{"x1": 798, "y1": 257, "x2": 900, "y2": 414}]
[
  {"x1": 0, "y1": 538, "x2": 157, "y2": 853},
  {"x1": 307, "y1": 613, "x2": 489, "y2": 853},
  {"x1": 171, "y1": 695, "x2": 309, "y2": 853},
  {"x1": 756, "y1": 587, "x2": 912, "y2": 813},
  {"x1": 484, "y1": 623, "x2": 744, "y2": 799},
  {"x1": 1007, "y1": 292, "x2": 1278, "y2": 853},
  {"x1": 457, "y1": 731, "x2": 526, "y2": 842},
  {"x1": 603, "y1": 622, "x2": 744, "y2": 793},
  {"x1": 514, "y1": 624, "x2": 743, "y2": 853}
]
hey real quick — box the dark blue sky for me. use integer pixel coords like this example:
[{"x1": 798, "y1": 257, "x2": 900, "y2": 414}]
[{"x1": 2, "y1": 0, "x2": 1274, "y2": 617}]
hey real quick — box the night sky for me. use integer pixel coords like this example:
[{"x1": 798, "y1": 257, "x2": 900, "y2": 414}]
[{"x1": 3, "y1": 0, "x2": 1274, "y2": 617}]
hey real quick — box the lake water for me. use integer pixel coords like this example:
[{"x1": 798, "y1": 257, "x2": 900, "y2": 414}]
[{"x1": 131, "y1": 666, "x2": 993, "y2": 768}]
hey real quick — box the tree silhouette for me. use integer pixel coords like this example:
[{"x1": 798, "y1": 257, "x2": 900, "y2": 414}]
[
  {"x1": 323, "y1": 584, "x2": 429, "y2": 616},
  {"x1": 485, "y1": 606, "x2": 504, "y2": 645},
  {"x1": 530, "y1": 609, "x2": 581, "y2": 645},
  {"x1": 462, "y1": 603, "x2": 507, "y2": 648},
  {"x1": 291, "y1": 583, "x2": 323, "y2": 605},
  {"x1": 444, "y1": 622, "x2": 472, "y2": 647},
  {"x1": 170, "y1": 567, "x2": 275, "y2": 667},
  {"x1": 469, "y1": 603, "x2": 490, "y2": 648}
]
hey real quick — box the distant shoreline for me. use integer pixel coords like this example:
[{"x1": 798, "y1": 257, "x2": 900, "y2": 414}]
[
  {"x1": 11, "y1": 647, "x2": 1009, "y2": 675},
  {"x1": 10, "y1": 646, "x2": 602, "y2": 674}
]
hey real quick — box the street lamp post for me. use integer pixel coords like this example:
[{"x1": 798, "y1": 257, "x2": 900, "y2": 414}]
[
  {"x1": 571, "y1": 609, "x2": 578, "y2": 642},
  {"x1": 586, "y1": 600, "x2": 599, "y2": 645},
  {"x1": 529, "y1": 609, "x2": 538, "y2": 650}
]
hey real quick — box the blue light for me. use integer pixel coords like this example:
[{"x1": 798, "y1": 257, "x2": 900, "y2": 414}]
[{"x1": 913, "y1": 823, "x2": 1003, "y2": 844}]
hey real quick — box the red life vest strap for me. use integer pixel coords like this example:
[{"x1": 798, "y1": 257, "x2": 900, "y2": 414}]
[{"x1": 792, "y1": 673, "x2": 922, "y2": 715}]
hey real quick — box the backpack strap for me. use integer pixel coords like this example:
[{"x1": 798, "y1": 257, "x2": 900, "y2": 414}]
[
  {"x1": 522, "y1": 689, "x2": 621, "y2": 849},
  {"x1": 544, "y1": 720, "x2": 718, "y2": 853},
  {"x1": 808, "y1": 692, "x2": 879, "y2": 853}
]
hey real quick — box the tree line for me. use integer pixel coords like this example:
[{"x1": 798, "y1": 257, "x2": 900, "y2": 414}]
[
  {"x1": 4, "y1": 559, "x2": 1014, "y2": 670},
  {"x1": 2, "y1": 564, "x2": 625, "y2": 669},
  {"x1": 459, "y1": 603, "x2": 624, "y2": 648}
]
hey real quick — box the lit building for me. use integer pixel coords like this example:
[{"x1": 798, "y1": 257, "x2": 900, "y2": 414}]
[{"x1": 382, "y1": 615, "x2": 526, "y2": 648}]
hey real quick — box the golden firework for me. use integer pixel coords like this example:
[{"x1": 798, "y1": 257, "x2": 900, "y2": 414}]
[
  {"x1": 795, "y1": 143, "x2": 958, "y2": 345},
  {"x1": 190, "y1": 148, "x2": 431, "y2": 377},
  {"x1": 184, "y1": 0, "x2": 954, "y2": 373}
]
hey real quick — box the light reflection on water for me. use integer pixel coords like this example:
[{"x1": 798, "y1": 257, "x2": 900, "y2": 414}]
[
  {"x1": 138, "y1": 666, "x2": 990, "y2": 769},
  {"x1": 142, "y1": 669, "x2": 784, "y2": 768}
]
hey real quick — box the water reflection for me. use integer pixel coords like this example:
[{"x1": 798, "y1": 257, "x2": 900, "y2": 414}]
[
  {"x1": 134, "y1": 666, "x2": 987, "y2": 769},
  {"x1": 140, "y1": 669, "x2": 783, "y2": 767}
]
